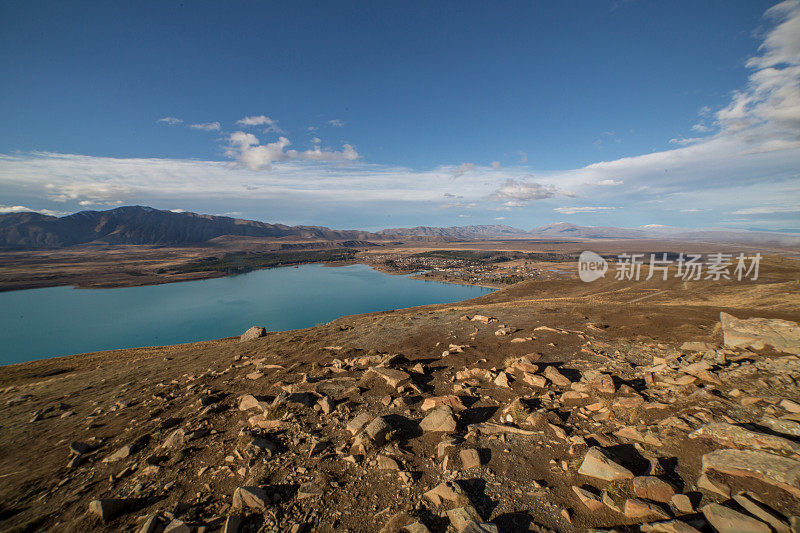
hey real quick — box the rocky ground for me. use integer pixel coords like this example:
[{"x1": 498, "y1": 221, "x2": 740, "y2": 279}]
[{"x1": 1, "y1": 255, "x2": 800, "y2": 532}]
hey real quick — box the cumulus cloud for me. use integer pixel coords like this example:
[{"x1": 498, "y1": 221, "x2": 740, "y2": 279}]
[
  {"x1": 189, "y1": 122, "x2": 221, "y2": 131},
  {"x1": 157, "y1": 117, "x2": 183, "y2": 125},
  {"x1": 223, "y1": 132, "x2": 359, "y2": 170},
  {"x1": 328, "y1": 119, "x2": 345, "y2": 127},
  {"x1": 452, "y1": 162, "x2": 475, "y2": 178},
  {"x1": 554, "y1": 206, "x2": 617, "y2": 214},
  {"x1": 491, "y1": 179, "x2": 565, "y2": 207},
  {"x1": 225, "y1": 133, "x2": 290, "y2": 171},
  {"x1": 595, "y1": 179, "x2": 623, "y2": 186},
  {"x1": 491, "y1": 161, "x2": 501, "y2": 169}
]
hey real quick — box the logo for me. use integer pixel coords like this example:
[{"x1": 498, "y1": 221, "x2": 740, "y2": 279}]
[{"x1": 579, "y1": 250, "x2": 608, "y2": 282}]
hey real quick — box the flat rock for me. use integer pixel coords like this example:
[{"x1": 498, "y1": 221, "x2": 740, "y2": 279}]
[
  {"x1": 240, "y1": 326, "x2": 266, "y2": 342},
  {"x1": 420, "y1": 406, "x2": 457, "y2": 432},
  {"x1": 624, "y1": 498, "x2": 670, "y2": 521},
  {"x1": 732, "y1": 492, "x2": 791, "y2": 533},
  {"x1": 640, "y1": 520, "x2": 702, "y2": 533},
  {"x1": 424, "y1": 481, "x2": 470, "y2": 506},
  {"x1": 720, "y1": 312, "x2": 800, "y2": 354},
  {"x1": 421, "y1": 395, "x2": 466, "y2": 412},
  {"x1": 368, "y1": 367, "x2": 411, "y2": 388},
  {"x1": 670, "y1": 494, "x2": 693, "y2": 513},
  {"x1": 633, "y1": 476, "x2": 676, "y2": 503},
  {"x1": 702, "y1": 503, "x2": 771, "y2": 533},
  {"x1": 690, "y1": 422, "x2": 800, "y2": 456},
  {"x1": 543, "y1": 366, "x2": 571, "y2": 387},
  {"x1": 701, "y1": 449, "x2": 800, "y2": 498},
  {"x1": 364, "y1": 416, "x2": 391, "y2": 445},
  {"x1": 578, "y1": 447, "x2": 634, "y2": 482}
]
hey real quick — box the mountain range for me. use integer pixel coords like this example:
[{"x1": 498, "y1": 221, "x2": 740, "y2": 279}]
[
  {"x1": 1, "y1": 206, "x2": 798, "y2": 248},
  {"x1": 0, "y1": 206, "x2": 376, "y2": 249}
]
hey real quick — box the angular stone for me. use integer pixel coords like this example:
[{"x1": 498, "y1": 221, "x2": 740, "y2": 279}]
[
  {"x1": 781, "y1": 399, "x2": 800, "y2": 413},
  {"x1": 446, "y1": 505, "x2": 481, "y2": 531},
  {"x1": 702, "y1": 503, "x2": 771, "y2": 533},
  {"x1": 232, "y1": 486, "x2": 269, "y2": 510},
  {"x1": 238, "y1": 394, "x2": 268, "y2": 411},
  {"x1": 137, "y1": 514, "x2": 163, "y2": 533},
  {"x1": 720, "y1": 312, "x2": 800, "y2": 354},
  {"x1": 368, "y1": 367, "x2": 411, "y2": 389},
  {"x1": 633, "y1": 476, "x2": 676, "y2": 503},
  {"x1": 732, "y1": 492, "x2": 791, "y2": 533},
  {"x1": 460, "y1": 448, "x2": 481, "y2": 469},
  {"x1": 240, "y1": 326, "x2": 266, "y2": 342},
  {"x1": 364, "y1": 416, "x2": 391, "y2": 445},
  {"x1": 578, "y1": 447, "x2": 634, "y2": 482},
  {"x1": 761, "y1": 417, "x2": 800, "y2": 438},
  {"x1": 163, "y1": 519, "x2": 192, "y2": 533},
  {"x1": 493, "y1": 372, "x2": 510, "y2": 388},
  {"x1": 420, "y1": 406, "x2": 457, "y2": 433},
  {"x1": 690, "y1": 422, "x2": 800, "y2": 456},
  {"x1": 697, "y1": 473, "x2": 730, "y2": 498},
  {"x1": 462, "y1": 522, "x2": 498, "y2": 533},
  {"x1": 522, "y1": 373, "x2": 547, "y2": 388},
  {"x1": 640, "y1": 520, "x2": 702, "y2": 533},
  {"x1": 624, "y1": 498, "x2": 670, "y2": 521},
  {"x1": 347, "y1": 413, "x2": 373, "y2": 435},
  {"x1": 318, "y1": 396, "x2": 334, "y2": 415},
  {"x1": 424, "y1": 481, "x2": 470, "y2": 506},
  {"x1": 89, "y1": 498, "x2": 134, "y2": 522},
  {"x1": 572, "y1": 486, "x2": 604, "y2": 511},
  {"x1": 297, "y1": 482, "x2": 323, "y2": 500},
  {"x1": 543, "y1": 366, "x2": 571, "y2": 387},
  {"x1": 421, "y1": 395, "x2": 466, "y2": 412},
  {"x1": 670, "y1": 494, "x2": 693, "y2": 513},
  {"x1": 702, "y1": 449, "x2": 800, "y2": 498},
  {"x1": 377, "y1": 454, "x2": 401, "y2": 470}
]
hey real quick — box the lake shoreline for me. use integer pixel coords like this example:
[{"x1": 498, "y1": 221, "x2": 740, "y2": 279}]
[{"x1": 0, "y1": 263, "x2": 494, "y2": 365}]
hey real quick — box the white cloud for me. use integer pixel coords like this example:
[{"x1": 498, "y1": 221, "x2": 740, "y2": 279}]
[
  {"x1": 458, "y1": 214, "x2": 471, "y2": 218},
  {"x1": 189, "y1": 122, "x2": 221, "y2": 131},
  {"x1": 491, "y1": 179, "x2": 567, "y2": 207},
  {"x1": 595, "y1": 179, "x2": 623, "y2": 186},
  {"x1": 668, "y1": 137, "x2": 705, "y2": 146},
  {"x1": 236, "y1": 115, "x2": 275, "y2": 126},
  {"x1": 732, "y1": 206, "x2": 800, "y2": 215},
  {"x1": 236, "y1": 115, "x2": 285, "y2": 133},
  {"x1": 452, "y1": 162, "x2": 475, "y2": 178},
  {"x1": 328, "y1": 119, "x2": 345, "y2": 127},
  {"x1": 491, "y1": 161, "x2": 501, "y2": 169},
  {"x1": 170, "y1": 209, "x2": 186, "y2": 213},
  {"x1": 287, "y1": 144, "x2": 359, "y2": 162},
  {"x1": 494, "y1": 216, "x2": 505, "y2": 220},
  {"x1": 157, "y1": 117, "x2": 183, "y2": 125},
  {"x1": 225, "y1": 133, "x2": 290, "y2": 171},
  {"x1": 517, "y1": 151, "x2": 528, "y2": 163},
  {"x1": 311, "y1": 137, "x2": 321, "y2": 144},
  {"x1": 0, "y1": 204, "x2": 64, "y2": 216},
  {"x1": 554, "y1": 206, "x2": 617, "y2": 214}
]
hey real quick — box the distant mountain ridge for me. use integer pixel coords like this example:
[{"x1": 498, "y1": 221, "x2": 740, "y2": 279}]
[
  {"x1": 380, "y1": 221, "x2": 800, "y2": 246},
  {"x1": 2, "y1": 206, "x2": 798, "y2": 249},
  {"x1": 0, "y1": 206, "x2": 378, "y2": 249}
]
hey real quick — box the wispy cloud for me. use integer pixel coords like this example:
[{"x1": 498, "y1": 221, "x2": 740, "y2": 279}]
[
  {"x1": 328, "y1": 119, "x2": 345, "y2": 127},
  {"x1": 554, "y1": 206, "x2": 617, "y2": 214},
  {"x1": 452, "y1": 162, "x2": 474, "y2": 178},
  {"x1": 189, "y1": 122, "x2": 221, "y2": 131},
  {"x1": 157, "y1": 116, "x2": 183, "y2": 125}
]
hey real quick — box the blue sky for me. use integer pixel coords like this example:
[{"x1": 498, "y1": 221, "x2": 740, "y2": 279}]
[{"x1": 1, "y1": 0, "x2": 798, "y2": 231}]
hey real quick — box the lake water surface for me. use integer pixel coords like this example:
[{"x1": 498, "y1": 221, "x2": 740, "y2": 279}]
[{"x1": 0, "y1": 263, "x2": 493, "y2": 365}]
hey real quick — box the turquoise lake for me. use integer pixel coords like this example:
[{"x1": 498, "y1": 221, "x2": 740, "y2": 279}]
[{"x1": 0, "y1": 263, "x2": 493, "y2": 365}]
